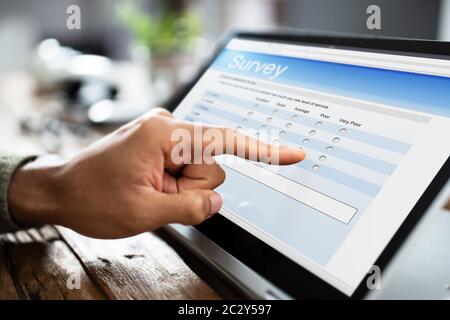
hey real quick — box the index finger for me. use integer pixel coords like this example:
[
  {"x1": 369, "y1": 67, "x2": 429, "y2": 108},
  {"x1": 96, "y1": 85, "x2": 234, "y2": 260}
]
[{"x1": 173, "y1": 120, "x2": 306, "y2": 165}]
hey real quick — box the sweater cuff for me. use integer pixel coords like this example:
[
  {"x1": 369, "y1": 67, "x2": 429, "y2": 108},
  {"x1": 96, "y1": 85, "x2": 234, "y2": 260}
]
[{"x1": 0, "y1": 155, "x2": 37, "y2": 233}]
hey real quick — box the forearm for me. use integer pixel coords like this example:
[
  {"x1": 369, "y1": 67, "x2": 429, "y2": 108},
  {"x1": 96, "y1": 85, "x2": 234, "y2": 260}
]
[
  {"x1": 10, "y1": 156, "x2": 68, "y2": 228},
  {"x1": 0, "y1": 155, "x2": 37, "y2": 233},
  {"x1": 0, "y1": 155, "x2": 63, "y2": 233}
]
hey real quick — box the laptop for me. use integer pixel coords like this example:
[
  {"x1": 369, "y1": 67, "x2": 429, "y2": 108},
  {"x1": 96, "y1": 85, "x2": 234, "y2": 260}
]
[{"x1": 163, "y1": 30, "x2": 450, "y2": 299}]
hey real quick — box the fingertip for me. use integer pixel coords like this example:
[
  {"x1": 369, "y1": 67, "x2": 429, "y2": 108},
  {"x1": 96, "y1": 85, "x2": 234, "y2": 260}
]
[
  {"x1": 208, "y1": 191, "x2": 223, "y2": 215},
  {"x1": 278, "y1": 145, "x2": 307, "y2": 164},
  {"x1": 296, "y1": 148, "x2": 307, "y2": 161}
]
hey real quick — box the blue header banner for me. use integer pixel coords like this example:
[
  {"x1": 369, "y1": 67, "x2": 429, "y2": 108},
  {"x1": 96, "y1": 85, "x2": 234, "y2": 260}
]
[{"x1": 210, "y1": 49, "x2": 450, "y2": 118}]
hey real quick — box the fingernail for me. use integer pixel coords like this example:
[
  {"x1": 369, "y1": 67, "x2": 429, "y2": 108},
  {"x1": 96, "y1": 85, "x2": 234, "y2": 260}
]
[
  {"x1": 297, "y1": 149, "x2": 307, "y2": 159},
  {"x1": 281, "y1": 145, "x2": 307, "y2": 159},
  {"x1": 290, "y1": 146, "x2": 307, "y2": 158},
  {"x1": 209, "y1": 193, "x2": 222, "y2": 215}
]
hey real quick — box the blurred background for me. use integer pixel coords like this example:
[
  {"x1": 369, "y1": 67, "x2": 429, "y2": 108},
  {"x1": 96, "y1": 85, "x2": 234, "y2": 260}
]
[
  {"x1": 0, "y1": 0, "x2": 450, "y2": 159},
  {"x1": 1, "y1": 0, "x2": 450, "y2": 71}
]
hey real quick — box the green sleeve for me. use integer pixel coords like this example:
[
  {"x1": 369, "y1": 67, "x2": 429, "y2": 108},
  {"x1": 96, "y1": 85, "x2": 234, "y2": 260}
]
[{"x1": 0, "y1": 155, "x2": 36, "y2": 234}]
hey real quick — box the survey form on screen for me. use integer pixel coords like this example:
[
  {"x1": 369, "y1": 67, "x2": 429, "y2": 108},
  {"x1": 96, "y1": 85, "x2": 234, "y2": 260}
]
[{"x1": 180, "y1": 65, "x2": 428, "y2": 265}]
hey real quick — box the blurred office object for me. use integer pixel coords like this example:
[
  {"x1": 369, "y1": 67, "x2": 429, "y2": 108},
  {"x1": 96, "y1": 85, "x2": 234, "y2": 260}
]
[
  {"x1": 29, "y1": 39, "x2": 153, "y2": 125},
  {"x1": 0, "y1": 72, "x2": 102, "y2": 157},
  {"x1": 30, "y1": 39, "x2": 115, "y2": 90}
]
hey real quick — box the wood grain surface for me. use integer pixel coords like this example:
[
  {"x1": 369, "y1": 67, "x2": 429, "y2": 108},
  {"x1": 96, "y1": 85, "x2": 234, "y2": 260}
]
[
  {"x1": 57, "y1": 227, "x2": 220, "y2": 300},
  {"x1": 0, "y1": 226, "x2": 104, "y2": 299},
  {"x1": 0, "y1": 226, "x2": 222, "y2": 300}
]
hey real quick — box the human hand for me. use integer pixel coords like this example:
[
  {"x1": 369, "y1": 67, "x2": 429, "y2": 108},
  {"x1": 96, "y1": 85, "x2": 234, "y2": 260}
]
[{"x1": 8, "y1": 109, "x2": 305, "y2": 239}]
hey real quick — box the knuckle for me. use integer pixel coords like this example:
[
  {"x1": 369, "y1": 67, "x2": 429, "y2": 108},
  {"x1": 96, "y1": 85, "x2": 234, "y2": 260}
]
[
  {"x1": 186, "y1": 194, "x2": 209, "y2": 224},
  {"x1": 139, "y1": 114, "x2": 170, "y2": 134},
  {"x1": 152, "y1": 108, "x2": 173, "y2": 118},
  {"x1": 217, "y1": 166, "x2": 226, "y2": 184},
  {"x1": 190, "y1": 213, "x2": 205, "y2": 225},
  {"x1": 207, "y1": 165, "x2": 226, "y2": 188}
]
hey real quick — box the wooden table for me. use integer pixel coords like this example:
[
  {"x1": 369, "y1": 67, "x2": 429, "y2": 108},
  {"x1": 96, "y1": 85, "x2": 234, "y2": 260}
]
[
  {"x1": 0, "y1": 226, "x2": 226, "y2": 300},
  {"x1": 0, "y1": 73, "x2": 242, "y2": 300}
]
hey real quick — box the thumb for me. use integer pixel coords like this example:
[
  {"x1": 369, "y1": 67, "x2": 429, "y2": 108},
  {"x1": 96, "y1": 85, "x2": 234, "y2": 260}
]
[{"x1": 152, "y1": 189, "x2": 223, "y2": 226}]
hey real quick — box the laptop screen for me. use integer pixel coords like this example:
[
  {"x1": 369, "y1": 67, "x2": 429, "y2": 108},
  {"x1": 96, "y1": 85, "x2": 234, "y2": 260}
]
[{"x1": 173, "y1": 37, "x2": 450, "y2": 295}]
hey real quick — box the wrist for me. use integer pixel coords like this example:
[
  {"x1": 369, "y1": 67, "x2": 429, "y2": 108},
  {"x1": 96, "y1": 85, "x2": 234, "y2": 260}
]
[{"x1": 8, "y1": 155, "x2": 67, "y2": 228}]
